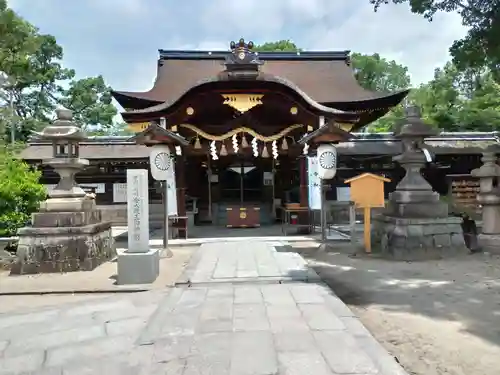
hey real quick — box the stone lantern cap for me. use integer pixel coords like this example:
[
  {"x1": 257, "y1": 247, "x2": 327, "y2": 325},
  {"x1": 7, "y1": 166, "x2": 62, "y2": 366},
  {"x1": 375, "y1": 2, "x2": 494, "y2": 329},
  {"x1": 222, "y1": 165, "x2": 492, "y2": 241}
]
[
  {"x1": 471, "y1": 144, "x2": 500, "y2": 178},
  {"x1": 393, "y1": 105, "x2": 438, "y2": 139},
  {"x1": 33, "y1": 107, "x2": 86, "y2": 142}
]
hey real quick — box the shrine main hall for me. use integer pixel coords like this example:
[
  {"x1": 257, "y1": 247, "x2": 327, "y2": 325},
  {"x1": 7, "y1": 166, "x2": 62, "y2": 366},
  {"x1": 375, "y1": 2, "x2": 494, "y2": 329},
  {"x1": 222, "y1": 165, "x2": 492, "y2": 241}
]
[{"x1": 21, "y1": 39, "x2": 496, "y2": 229}]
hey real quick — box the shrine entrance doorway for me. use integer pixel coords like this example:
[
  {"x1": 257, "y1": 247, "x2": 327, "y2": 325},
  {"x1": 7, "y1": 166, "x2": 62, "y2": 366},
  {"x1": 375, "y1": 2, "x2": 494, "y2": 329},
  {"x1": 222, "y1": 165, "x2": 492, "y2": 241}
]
[{"x1": 212, "y1": 155, "x2": 275, "y2": 228}]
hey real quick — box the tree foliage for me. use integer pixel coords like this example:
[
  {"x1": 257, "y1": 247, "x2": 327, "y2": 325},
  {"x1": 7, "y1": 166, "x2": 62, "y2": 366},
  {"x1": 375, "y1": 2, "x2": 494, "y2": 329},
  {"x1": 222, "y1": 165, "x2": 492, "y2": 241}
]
[
  {"x1": 253, "y1": 40, "x2": 302, "y2": 52},
  {"x1": 58, "y1": 76, "x2": 117, "y2": 129},
  {"x1": 0, "y1": 0, "x2": 118, "y2": 142},
  {"x1": 0, "y1": 145, "x2": 46, "y2": 237},
  {"x1": 351, "y1": 53, "x2": 411, "y2": 92},
  {"x1": 350, "y1": 53, "x2": 411, "y2": 132},
  {"x1": 369, "y1": 0, "x2": 500, "y2": 81}
]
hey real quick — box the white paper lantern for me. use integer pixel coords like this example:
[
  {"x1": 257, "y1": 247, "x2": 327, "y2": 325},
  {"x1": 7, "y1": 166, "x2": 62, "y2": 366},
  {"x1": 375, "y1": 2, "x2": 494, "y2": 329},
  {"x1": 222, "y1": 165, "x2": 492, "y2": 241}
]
[
  {"x1": 317, "y1": 143, "x2": 337, "y2": 180},
  {"x1": 149, "y1": 144, "x2": 172, "y2": 181}
]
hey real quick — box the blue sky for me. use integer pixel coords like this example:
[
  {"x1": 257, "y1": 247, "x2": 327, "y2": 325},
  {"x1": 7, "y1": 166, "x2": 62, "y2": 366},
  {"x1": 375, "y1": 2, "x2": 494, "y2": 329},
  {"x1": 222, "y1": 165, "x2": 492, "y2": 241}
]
[{"x1": 9, "y1": 0, "x2": 467, "y2": 94}]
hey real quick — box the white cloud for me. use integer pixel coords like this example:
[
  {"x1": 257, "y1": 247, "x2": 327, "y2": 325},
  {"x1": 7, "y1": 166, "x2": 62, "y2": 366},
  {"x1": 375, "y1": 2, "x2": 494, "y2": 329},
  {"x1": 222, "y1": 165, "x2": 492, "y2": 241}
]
[
  {"x1": 86, "y1": 0, "x2": 147, "y2": 17},
  {"x1": 8, "y1": 0, "x2": 468, "y2": 91},
  {"x1": 307, "y1": 3, "x2": 467, "y2": 84}
]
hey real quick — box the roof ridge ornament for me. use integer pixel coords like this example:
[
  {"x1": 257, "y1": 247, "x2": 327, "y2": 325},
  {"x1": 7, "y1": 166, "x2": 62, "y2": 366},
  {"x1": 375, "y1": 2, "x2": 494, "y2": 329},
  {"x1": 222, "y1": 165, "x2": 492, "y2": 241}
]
[{"x1": 224, "y1": 38, "x2": 263, "y2": 79}]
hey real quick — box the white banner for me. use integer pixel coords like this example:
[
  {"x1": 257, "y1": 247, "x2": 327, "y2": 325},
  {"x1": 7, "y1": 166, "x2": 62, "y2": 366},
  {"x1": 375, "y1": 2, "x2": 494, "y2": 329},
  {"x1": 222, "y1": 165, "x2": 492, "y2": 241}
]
[
  {"x1": 307, "y1": 156, "x2": 322, "y2": 210},
  {"x1": 127, "y1": 169, "x2": 149, "y2": 253},
  {"x1": 166, "y1": 167, "x2": 178, "y2": 216}
]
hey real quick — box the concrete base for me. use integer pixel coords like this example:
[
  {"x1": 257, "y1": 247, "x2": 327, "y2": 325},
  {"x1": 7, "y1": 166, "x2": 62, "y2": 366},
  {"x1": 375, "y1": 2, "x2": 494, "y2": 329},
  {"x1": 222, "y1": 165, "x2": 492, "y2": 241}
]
[
  {"x1": 372, "y1": 215, "x2": 469, "y2": 260},
  {"x1": 117, "y1": 249, "x2": 160, "y2": 285},
  {"x1": 478, "y1": 233, "x2": 500, "y2": 254}
]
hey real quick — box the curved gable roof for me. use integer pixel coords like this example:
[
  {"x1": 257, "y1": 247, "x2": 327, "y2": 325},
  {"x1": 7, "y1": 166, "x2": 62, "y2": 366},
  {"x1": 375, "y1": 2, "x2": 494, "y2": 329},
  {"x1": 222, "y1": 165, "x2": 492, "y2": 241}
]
[
  {"x1": 112, "y1": 51, "x2": 408, "y2": 111},
  {"x1": 121, "y1": 72, "x2": 356, "y2": 122}
]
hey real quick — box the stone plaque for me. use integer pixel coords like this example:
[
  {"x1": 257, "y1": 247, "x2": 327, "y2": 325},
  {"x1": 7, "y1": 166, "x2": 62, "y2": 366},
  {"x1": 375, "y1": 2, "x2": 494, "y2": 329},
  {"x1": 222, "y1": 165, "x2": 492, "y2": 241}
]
[
  {"x1": 127, "y1": 169, "x2": 149, "y2": 253},
  {"x1": 336, "y1": 187, "x2": 351, "y2": 202},
  {"x1": 113, "y1": 183, "x2": 127, "y2": 203}
]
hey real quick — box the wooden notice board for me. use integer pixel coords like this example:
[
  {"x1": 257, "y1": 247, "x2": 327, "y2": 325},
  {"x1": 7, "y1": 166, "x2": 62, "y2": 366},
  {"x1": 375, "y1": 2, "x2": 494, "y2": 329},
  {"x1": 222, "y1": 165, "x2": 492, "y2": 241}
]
[{"x1": 345, "y1": 173, "x2": 390, "y2": 253}]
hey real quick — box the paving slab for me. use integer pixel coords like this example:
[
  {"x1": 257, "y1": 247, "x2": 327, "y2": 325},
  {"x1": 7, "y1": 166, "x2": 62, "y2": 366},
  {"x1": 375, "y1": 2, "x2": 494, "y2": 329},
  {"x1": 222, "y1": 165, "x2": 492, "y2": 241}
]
[
  {"x1": 135, "y1": 283, "x2": 408, "y2": 375},
  {"x1": 0, "y1": 247, "x2": 195, "y2": 296},
  {"x1": 177, "y1": 241, "x2": 321, "y2": 285},
  {"x1": 0, "y1": 240, "x2": 408, "y2": 375}
]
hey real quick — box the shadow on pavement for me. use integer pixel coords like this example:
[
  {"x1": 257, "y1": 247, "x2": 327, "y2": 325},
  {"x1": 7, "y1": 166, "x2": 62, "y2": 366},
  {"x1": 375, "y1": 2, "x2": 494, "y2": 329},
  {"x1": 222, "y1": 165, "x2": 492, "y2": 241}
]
[{"x1": 287, "y1": 242, "x2": 500, "y2": 348}]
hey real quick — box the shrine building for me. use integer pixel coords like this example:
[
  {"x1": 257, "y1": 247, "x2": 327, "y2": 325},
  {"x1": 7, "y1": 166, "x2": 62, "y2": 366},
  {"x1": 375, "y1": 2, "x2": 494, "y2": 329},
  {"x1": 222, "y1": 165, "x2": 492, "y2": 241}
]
[{"x1": 20, "y1": 39, "x2": 498, "y2": 229}]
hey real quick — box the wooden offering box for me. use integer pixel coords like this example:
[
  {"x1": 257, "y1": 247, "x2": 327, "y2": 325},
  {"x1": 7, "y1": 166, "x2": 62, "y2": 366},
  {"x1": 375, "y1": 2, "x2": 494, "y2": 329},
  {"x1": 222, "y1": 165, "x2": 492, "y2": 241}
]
[{"x1": 226, "y1": 205, "x2": 261, "y2": 228}]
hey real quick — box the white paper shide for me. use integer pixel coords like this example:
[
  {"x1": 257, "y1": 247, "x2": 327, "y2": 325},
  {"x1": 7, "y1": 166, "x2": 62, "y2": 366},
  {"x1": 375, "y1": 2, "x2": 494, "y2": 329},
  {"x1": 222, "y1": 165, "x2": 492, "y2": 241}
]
[{"x1": 127, "y1": 169, "x2": 149, "y2": 253}]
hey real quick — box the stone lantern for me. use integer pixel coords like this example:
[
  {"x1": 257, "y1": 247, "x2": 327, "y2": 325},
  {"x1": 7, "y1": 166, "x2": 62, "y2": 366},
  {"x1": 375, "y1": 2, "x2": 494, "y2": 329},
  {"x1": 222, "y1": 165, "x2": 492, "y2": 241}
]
[
  {"x1": 386, "y1": 105, "x2": 447, "y2": 218},
  {"x1": 11, "y1": 108, "x2": 115, "y2": 275},
  {"x1": 471, "y1": 146, "x2": 500, "y2": 253},
  {"x1": 39, "y1": 108, "x2": 89, "y2": 202},
  {"x1": 372, "y1": 106, "x2": 467, "y2": 260}
]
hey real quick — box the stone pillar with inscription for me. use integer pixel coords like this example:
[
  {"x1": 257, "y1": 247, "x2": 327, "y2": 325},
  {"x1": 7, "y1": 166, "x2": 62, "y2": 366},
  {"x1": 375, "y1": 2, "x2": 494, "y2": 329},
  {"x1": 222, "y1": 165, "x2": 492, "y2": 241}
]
[
  {"x1": 117, "y1": 169, "x2": 159, "y2": 284},
  {"x1": 11, "y1": 108, "x2": 115, "y2": 275}
]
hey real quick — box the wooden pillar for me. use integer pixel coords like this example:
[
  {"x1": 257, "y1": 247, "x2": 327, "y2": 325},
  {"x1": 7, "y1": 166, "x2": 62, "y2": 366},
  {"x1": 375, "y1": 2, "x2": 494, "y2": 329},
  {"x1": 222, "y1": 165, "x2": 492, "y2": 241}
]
[
  {"x1": 299, "y1": 156, "x2": 308, "y2": 207},
  {"x1": 298, "y1": 156, "x2": 310, "y2": 233}
]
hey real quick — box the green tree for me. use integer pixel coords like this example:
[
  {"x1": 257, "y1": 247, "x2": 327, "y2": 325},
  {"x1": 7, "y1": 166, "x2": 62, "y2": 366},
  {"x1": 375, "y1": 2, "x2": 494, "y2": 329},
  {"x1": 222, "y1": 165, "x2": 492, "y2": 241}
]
[
  {"x1": 350, "y1": 53, "x2": 412, "y2": 132},
  {"x1": 351, "y1": 53, "x2": 411, "y2": 92},
  {"x1": 59, "y1": 76, "x2": 117, "y2": 131},
  {"x1": 0, "y1": 146, "x2": 46, "y2": 237},
  {"x1": 453, "y1": 71, "x2": 500, "y2": 131},
  {"x1": 369, "y1": 0, "x2": 500, "y2": 81},
  {"x1": 0, "y1": 0, "x2": 117, "y2": 142},
  {"x1": 399, "y1": 61, "x2": 500, "y2": 131},
  {"x1": 253, "y1": 40, "x2": 302, "y2": 52}
]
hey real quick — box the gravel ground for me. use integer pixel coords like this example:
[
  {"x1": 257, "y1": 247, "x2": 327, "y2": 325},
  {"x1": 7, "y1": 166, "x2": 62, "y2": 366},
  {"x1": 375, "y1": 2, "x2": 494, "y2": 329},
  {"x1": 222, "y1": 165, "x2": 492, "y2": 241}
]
[{"x1": 301, "y1": 247, "x2": 500, "y2": 375}]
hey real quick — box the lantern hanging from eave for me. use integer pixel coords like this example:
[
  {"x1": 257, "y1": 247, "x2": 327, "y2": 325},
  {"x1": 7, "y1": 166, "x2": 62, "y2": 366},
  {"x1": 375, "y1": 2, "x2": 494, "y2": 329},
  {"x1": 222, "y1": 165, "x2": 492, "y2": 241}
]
[
  {"x1": 317, "y1": 143, "x2": 337, "y2": 180},
  {"x1": 149, "y1": 144, "x2": 172, "y2": 181}
]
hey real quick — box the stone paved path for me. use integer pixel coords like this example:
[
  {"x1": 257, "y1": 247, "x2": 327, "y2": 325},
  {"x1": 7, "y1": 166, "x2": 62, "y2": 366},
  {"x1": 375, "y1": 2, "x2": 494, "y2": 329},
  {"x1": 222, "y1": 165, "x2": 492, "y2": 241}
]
[
  {"x1": 177, "y1": 241, "x2": 321, "y2": 285},
  {"x1": 0, "y1": 241, "x2": 408, "y2": 374}
]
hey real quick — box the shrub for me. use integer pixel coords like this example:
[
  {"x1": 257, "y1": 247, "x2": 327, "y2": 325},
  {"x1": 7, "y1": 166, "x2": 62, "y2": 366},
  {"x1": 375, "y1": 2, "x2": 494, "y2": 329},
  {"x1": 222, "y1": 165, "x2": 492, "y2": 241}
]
[{"x1": 0, "y1": 147, "x2": 46, "y2": 237}]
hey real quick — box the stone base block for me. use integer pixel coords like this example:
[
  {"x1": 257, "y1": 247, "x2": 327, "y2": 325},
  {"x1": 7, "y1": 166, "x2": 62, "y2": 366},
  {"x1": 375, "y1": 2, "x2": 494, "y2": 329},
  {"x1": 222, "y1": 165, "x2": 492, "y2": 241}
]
[
  {"x1": 32, "y1": 209, "x2": 103, "y2": 227},
  {"x1": 372, "y1": 215, "x2": 469, "y2": 261},
  {"x1": 385, "y1": 198, "x2": 449, "y2": 219},
  {"x1": 478, "y1": 234, "x2": 500, "y2": 254},
  {"x1": 117, "y1": 249, "x2": 160, "y2": 285},
  {"x1": 10, "y1": 222, "x2": 115, "y2": 275},
  {"x1": 39, "y1": 196, "x2": 96, "y2": 213}
]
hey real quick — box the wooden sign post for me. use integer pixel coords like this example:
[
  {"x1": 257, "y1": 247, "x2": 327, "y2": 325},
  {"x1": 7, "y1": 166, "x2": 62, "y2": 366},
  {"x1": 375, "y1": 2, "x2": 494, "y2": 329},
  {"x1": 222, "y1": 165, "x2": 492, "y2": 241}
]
[{"x1": 344, "y1": 173, "x2": 390, "y2": 253}]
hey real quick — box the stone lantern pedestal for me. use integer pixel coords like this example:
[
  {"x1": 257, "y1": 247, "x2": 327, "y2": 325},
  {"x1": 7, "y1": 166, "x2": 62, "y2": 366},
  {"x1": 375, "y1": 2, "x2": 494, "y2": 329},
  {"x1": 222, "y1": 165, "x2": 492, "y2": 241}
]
[
  {"x1": 10, "y1": 109, "x2": 115, "y2": 275},
  {"x1": 372, "y1": 106, "x2": 467, "y2": 260},
  {"x1": 471, "y1": 147, "x2": 500, "y2": 253}
]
